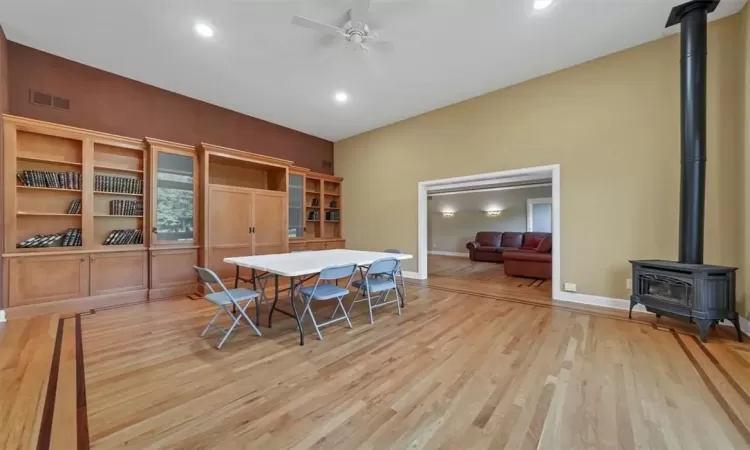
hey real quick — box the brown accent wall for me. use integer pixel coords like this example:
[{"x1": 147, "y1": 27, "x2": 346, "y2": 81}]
[{"x1": 6, "y1": 42, "x2": 333, "y2": 173}]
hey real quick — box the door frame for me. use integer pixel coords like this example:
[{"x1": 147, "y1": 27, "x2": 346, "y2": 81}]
[
  {"x1": 527, "y1": 197, "x2": 553, "y2": 232},
  {"x1": 417, "y1": 164, "x2": 561, "y2": 299}
]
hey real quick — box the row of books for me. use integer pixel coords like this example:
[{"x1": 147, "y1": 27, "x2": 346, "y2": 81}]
[
  {"x1": 95, "y1": 175, "x2": 143, "y2": 194},
  {"x1": 17, "y1": 171, "x2": 81, "y2": 190},
  {"x1": 103, "y1": 229, "x2": 143, "y2": 245},
  {"x1": 307, "y1": 210, "x2": 320, "y2": 220},
  {"x1": 17, "y1": 228, "x2": 82, "y2": 248},
  {"x1": 309, "y1": 199, "x2": 338, "y2": 208},
  {"x1": 325, "y1": 211, "x2": 340, "y2": 221},
  {"x1": 109, "y1": 200, "x2": 143, "y2": 216},
  {"x1": 66, "y1": 200, "x2": 82, "y2": 214}
]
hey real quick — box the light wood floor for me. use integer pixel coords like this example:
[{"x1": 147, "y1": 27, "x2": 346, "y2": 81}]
[{"x1": 2, "y1": 278, "x2": 750, "y2": 449}]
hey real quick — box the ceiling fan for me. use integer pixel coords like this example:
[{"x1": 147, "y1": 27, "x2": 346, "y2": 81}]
[{"x1": 291, "y1": 0, "x2": 394, "y2": 53}]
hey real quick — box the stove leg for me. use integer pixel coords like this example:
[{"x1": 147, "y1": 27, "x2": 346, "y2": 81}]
[
  {"x1": 628, "y1": 300, "x2": 636, "y2": 319},
  {"x1": 731, "y1": 318, "x2": 743, "y2": 342},
  {"x1": 695, "y1": 319, "x2": 711, "y2": 343}
]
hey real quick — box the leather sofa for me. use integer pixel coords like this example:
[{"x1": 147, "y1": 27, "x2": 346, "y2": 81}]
[{"x1": 466, "y1": 231, "x2": 552, "y2": 279}]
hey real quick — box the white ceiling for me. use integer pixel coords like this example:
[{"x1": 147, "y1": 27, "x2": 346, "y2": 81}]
[{"x1": 0, "y1": 0, "x2": 745, "y2": 141}]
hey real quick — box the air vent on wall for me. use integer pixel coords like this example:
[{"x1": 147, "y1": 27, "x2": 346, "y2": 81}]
[{"x1": 29, "y1": 89, "x2": 70, "y2": 111}]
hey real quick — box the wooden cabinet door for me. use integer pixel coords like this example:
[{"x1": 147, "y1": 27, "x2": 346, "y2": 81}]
[
  {"x1": 252, "y1": 191, "x2": 287, "y2": 255},
  {"x1": 150, "y1": 248, "x2": 198, "y2": 290},
  {"x1": 307, "y1": 241, "x2": 325, "y2": 251},
  {"x1": 8, "y1": 255, "x2": 89, "y2": 307},
  {"x1": 90, "y1": 251, "x2": 148, "y2": 296},
  {"x1": 289, "y1": 241, "x2": 307, "y2": 252},
  {"x1": 208, "y1": 186, "x2": 252, "y2": 277}
]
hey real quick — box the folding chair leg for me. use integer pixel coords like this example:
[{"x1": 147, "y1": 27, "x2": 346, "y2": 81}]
[
  {"x1": 303, "y1": 301, "x2": 324, "y2": 340},
  {"x1": 217, "y1": 307, "x2": 243, "y2": 349},
  {"x1": 394, "y1": 287, "x2": 402, "y2": 316},
  {"x1": 365, "y1": 290, "x2": 374, "y2": 325},
  {"x1": 201, "y1": 308, "x2": 223, "y2": 337},
  {"x1": 336, "y1": 296, "x2": 353, "y2": 328}
]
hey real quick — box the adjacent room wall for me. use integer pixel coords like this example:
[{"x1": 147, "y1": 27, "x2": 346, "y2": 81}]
[
  {"x1": 429, "y1": 186, "x2": 552, "y2": 254},
  {"x1": 0, "y1": 26, "x2": 7, "y2": 312},
  {"x1": 335, "y1": 14, "x2": 745, "y2": 313},
  {"x1": 6, "y1": 43, "x2": 333, "y2": 173}
]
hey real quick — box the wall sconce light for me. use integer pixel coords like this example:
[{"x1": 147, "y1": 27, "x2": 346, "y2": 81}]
[
  {"x1": 486, "y1": 210, "x2": 502, "y2": 217},
  {"x1": 442, "y1": 211, "x2": 455, "y2": 218}
]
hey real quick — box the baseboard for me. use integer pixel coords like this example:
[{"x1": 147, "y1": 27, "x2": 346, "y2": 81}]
[
  {"x1": 402, "y1": 271, "x2": 425, "y2": 280},
  {"x1": 428, "y1": 251, "x2": 469, "y2": 257},
  {"x1": 0, "y1": 310, "x2": 5, "y2": 323},
  {"x1": 554, "y1": 291, "x2": 645, "y2": 312},
  {"x1": 554, "y1": 291, "x2": 750, "y2": 336}
]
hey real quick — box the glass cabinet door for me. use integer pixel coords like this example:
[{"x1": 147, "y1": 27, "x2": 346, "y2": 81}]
[
  {"x1": 288, "y1": 174, "x2": 304, "y2": 238},
  {"x1": 153, "y1": 151, "x2": 195, "y2": 243}
]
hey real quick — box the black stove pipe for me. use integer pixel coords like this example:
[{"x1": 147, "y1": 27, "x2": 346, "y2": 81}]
[{"x1": 666, "y1": 0, "x2": 718, "y2": 265}]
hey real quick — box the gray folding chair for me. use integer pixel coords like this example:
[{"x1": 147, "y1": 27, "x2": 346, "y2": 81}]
[
  {"x1": 296, "y1": 264, "x2": 357, "y2": 340},
  {"x1": 383, "y1": 249, "x2": 406, "y2": 301},
  {"x1": 347, "y1": 258, "x2": 402, "y2": 324},
  {"x1": 193, "y1": 266, "x2": 262, "y2": 349}
]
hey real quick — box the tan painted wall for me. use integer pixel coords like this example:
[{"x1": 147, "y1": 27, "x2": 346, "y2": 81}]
[{"x1": 335, "y1": 13, "x2": 746, "y2": 317}]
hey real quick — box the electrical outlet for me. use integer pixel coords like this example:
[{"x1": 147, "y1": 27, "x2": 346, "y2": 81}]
[
  {"x1": 626, "y1": 278, "x2": 632, "y2": 290},
  {"x1": 564, "y1": 282, "x2": 577, "y2": 292}
]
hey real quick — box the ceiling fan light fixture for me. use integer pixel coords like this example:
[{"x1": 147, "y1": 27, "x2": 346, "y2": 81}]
[
  {"x1": 533, "y1": 0, "x2": 554, "y2": 10},
  {"x1": 194, "y1": 22, "x2": 215, "y2": 38},
  {"x1": 334, "y1": 91, "x2": 349, "y2": 103}
]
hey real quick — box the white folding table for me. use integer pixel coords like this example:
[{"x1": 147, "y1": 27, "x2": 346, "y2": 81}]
[{"x1": 224, "y1": 249, "x2": 413, "y2": 345}]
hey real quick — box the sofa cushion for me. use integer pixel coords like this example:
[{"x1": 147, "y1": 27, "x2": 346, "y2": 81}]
[
  {"x1": 500, "y1": 232, "x2": 523, "y2": 248},
  {"x1": 521, "y1": 232, "x2": 549, "y2": 250},
  {"x1": 535, "y1": 235, "x2": 552, "y2": 253},
  {"x1": 504, "y1": 251, "x2": 552, "y2": 262},
  {"x1": 475, "y1": 232, "x2": 502, "y2": 247}
]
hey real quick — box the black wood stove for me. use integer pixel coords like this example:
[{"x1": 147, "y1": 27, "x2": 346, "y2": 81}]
[{"x1": 629, "y1": 0, "x2": 742, "y2": 343}]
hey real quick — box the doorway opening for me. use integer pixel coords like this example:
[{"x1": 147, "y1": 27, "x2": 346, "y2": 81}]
[{"x1": 417, "y1": 165, "x2": 561, "y2": 300}]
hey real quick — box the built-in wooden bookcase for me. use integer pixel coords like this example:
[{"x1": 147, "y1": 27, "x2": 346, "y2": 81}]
[
  {"x1": 198, "y1": 143, "x2": 292, "y2": 283},
  {"x1": 322, "y1": 178, "x2": 342, "y2": 240},
  {"x1": 3, "y1": 115, "x2": 149, "y2": 317},
  {"x1": 288, "y1": 171, "x2": 344, "y2": 252},
  {"x1": 4, "y1": 116, "x2": 147, "y2": 253}
]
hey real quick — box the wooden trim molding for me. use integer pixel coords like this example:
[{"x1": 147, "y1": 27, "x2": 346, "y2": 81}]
[
  {"x1": 307, "y1": 170, "x2": 342, "y2": 182},
  {"x1": 144, "y1": 137, "x2": 195, "y2": 152},
  {"x1": 3, "y1": 114, "x2": 144, "y2": 147},
  {"x1": 198, "y1": 142, "x2": 294, "y2": 167}
]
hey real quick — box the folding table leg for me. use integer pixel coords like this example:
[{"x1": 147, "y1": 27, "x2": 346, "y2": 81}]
[
  {"x1": 268, "y1": 275, "x2": 280, "y2": 328},
  {"x1": 289, "y1": 277, "x2": 304, "y2": 346}
]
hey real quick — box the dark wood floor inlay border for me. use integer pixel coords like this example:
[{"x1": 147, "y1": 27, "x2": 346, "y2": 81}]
[
  {"x1": 672, "y1": 331, "x2": 750, "y2": 446},
  {"x1": 37, "y1": 318, "x2": 64, "y2": 450},
  {"x1": 75, "y1": 314, "x2": 90, "y2": 450}
]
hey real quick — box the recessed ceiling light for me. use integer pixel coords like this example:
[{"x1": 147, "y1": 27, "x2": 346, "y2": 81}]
[
  {"x1": 334, "y1": 91, "x2": 349, "y2": 103},
  {"x1": 194, "y1": 22, "x2": 214, "y2": 38},
  {"x1": 533, "y1": 0, "x2": 553, "y2": 10}
]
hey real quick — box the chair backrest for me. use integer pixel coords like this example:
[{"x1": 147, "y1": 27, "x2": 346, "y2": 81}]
[
  {"x1": 383, "y1": 248, "x2": 403, "y2": 254},
  {"x1": 367, "y1": 258, "x2": 400, "y2": 277},
  {"x1": 318, "y1": 264, "x2": 358, "y2": 281},
  {"x1": 193, "y1": 266, "x2": 228, "y2": 295}
]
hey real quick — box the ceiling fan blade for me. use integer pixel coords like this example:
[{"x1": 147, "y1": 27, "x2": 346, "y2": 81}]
[
  {"x1": 333, "y1": 9, "x2": 351, "y2": 28},
  {"x1": 350, "y1": 0, "x2": 371, "y2": 26},
  {"x1": 292, "y1": 15, "x2": 345, "y2": 36},
  {"x1": 365, "y1": 39, "x2": 395, "y2": 53}
]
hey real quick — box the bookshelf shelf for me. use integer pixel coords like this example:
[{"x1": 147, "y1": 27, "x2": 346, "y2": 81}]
[
  {"x1": 95, "y1": 215, "x2": 144, "y2": 218},
  {"x1": 17, "y1": 155, "x2": 83, "y2": 167},
  {"x1": 17, "y1": 212, "x2": 81, "y2": 217},
  {"x1": 94, "y1": 164, "x2": 144, "y2": 174},
  {"x1": 94, "y1": 191, "x2": 144, "y2": 197},
  {"x1": 17, "y1": 186, "x2": 81, "y2": 193},
  {"x1": 306, "y1": 190, "x2": 320, "y2": 194}
]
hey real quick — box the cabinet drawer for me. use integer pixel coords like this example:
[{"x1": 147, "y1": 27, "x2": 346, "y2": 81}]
[
  {"x1": 90, "y1": 251, "x2": 148, "y2": 296},
  {"x1": 324, "y1": 240, "x2": 345, "y2": 250},
  {"x1": 151, "y1": 248, "x2": 198, "y2": 289},
  {"x1": 307, "y1": 241, "x2": 325, "y2": 251},
  {"x1": 8, "y1": 254, "x2": 89, "y2": 307},
  {"x1": 289, "y1": 242, "x2": 307, "y2": 252}
]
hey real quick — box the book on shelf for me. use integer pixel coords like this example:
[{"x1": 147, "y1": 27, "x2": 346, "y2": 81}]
[
  {"x1": 95, "y1": 174, "x2": 142, "y2": 194},
  {"x1": 17, "y1": 170, "x2": 82, "y2": 190},
  {"x1": 66, "y1": 199, "x2": 82, "y2": 214},
  {"x1": 17, "y1": 228, "x2": 81, "y2": 248},
  {"x1": 103, "y1": 228, "x2": 143, "y2": 245}
]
